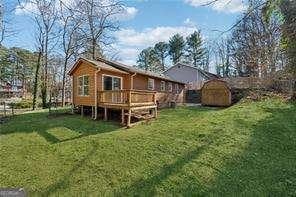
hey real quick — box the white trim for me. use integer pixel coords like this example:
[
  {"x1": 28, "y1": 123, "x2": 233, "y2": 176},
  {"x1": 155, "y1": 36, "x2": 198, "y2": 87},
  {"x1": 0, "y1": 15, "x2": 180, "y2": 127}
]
[
  {"x1": 175, "y1": 83, "x2": 179, "y2": 93},
  {"x1": 148, "y1": 78, "x2": 155, "y2": 90},
  {"x1": 102, "y1": 74, "x2": 123, "y2": 90},
  {"x1": 77, "y1": 75, "x2": 90, "y2": 96},
  {"x1": 160, "y1": 81, "x2": 166, "y2": 92},
  {"x1": 168, "y1": 82, "x2": 172, "y2": 92}
]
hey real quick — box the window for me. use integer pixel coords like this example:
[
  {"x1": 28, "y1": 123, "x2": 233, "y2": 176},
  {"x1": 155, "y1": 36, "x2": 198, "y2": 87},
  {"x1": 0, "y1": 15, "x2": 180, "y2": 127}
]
[
  {"x1": 148, "y1": 78, "x2": 154, "y2": 90},
  {"x1": 160, "y1": 81, "x2": 166, "y2": 91},
  {"x1": 168, "y1": 82, "x2": 172, "y2": 92},
  {"x1": 103, "y1": 75, "x2": 121, "y2": 90},
  {"x1": 175, "y1": 84, "x2": 179, "y2": 93},
  {"x1": 78, "y1": 75, "x2": 89, "y2": 96}
]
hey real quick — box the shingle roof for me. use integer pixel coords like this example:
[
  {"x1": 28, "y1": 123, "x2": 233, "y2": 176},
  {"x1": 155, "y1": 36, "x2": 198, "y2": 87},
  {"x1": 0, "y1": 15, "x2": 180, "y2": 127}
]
[
  {"x1": 68, "y1": 57, "x2": 129, "y2": 75},
  {"x1": 95, "y1": 57, "x2": 185, "y2": 84}
]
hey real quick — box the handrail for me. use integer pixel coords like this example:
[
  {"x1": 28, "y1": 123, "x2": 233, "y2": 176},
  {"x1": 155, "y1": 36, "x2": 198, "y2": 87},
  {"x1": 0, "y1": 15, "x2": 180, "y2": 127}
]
[
  {"x1": 98, "y1": 89, "x2": 156, "y2": 93},
  {"x1": 98, "y1": 89, "x2": 156, "y2": 105}
]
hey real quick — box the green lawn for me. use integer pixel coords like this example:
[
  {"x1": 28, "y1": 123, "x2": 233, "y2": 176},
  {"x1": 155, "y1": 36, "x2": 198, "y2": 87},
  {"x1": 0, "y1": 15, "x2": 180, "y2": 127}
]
[{"x1": 0, "y1": 99, "x2": 295, "y2": 196}]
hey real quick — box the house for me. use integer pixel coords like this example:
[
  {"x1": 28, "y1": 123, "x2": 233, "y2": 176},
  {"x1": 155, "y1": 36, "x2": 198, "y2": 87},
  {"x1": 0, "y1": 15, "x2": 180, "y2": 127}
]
[
  {"x1": 0, "y1": 79, "x2": 26, "y2": 99},
  {"x1": 164, "y1": 62, "x2": 219, "y2": 90},
  {"x1": 68, "y1": 57, "x2": 185, "y2": 127}
]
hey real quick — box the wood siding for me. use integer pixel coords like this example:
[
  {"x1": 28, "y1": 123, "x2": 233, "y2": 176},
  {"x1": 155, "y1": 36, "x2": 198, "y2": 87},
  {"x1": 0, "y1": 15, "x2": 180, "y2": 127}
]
[
  {"x1": 132, "y1": 74, "x2": 184, "y2": 107},
  {"x1": 72, "y1": 61, "x2": 96, "y2": 106},
  {"x1": 71, "y1": 61, "x2": 184, "y2": 107}
]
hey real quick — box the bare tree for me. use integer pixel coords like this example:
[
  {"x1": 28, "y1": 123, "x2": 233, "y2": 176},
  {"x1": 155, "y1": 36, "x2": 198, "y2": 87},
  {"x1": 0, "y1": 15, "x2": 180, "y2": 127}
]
[
  {"x1": 58, "y1": 0, "x2": 83, "y2": 106},
  {"x1": 229, "y1": 0, "x2": 281, "y2": 77},
  {"x1": 31, "y1": 0, "x2": 59, "y2": 108},
  {"x1": 78, "y1": 0, "x2": 123, "y2": 59},
  {"x1": 214, "y1": 39, "x2": 232, "y2": 77},
  {"x1": 18, "y1": 0, "x2": 59, "y2": 109}
]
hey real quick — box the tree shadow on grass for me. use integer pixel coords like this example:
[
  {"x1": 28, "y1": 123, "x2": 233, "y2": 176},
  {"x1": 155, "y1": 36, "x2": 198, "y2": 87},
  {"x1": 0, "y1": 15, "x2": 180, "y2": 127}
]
[
  {"x1": 36, "y1": 142, "x2": 99, "y2": 196},
  {"x1": 0, "y1": 111, "x2": 120, "y2": 144},
  {"x1": 115, "y1": 144, "x2": 209, "y2": 196},
  {"x1": 205, "y1": 103, "x2": 296, "y2": 196}
]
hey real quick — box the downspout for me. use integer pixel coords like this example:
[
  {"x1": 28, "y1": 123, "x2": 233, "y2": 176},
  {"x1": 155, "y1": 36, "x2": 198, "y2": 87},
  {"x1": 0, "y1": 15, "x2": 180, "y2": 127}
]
[
  {"x1": 131, "y1": 73, "x2": 137, "y2": 90},
  {"x1": 71, "y1": 75, "x2": 74, "y2": 114},
  {"x1": 94, "y1": 68, "x2": 101, "y2": 120}
]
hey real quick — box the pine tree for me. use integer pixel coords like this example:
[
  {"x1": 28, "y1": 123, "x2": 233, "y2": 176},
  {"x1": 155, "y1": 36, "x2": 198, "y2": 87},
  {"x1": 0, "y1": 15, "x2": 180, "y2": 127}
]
[
  {"x1": 136, "y1": 47, "x2": 160, "y2": 72},
  {"x1": 168, "y1": 34, "x2": 186, "y2": 64},
  {"x1": 186, "y1": 31, "x2": 206, "y2": 68},
  {"x1": 154, "y1": 42, "x2": 169, "y2": 71}
]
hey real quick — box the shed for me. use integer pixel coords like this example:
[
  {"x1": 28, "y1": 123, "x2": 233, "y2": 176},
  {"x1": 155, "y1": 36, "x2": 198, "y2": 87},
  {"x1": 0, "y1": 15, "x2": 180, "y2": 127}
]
[{"x1": 201, "y1": 80, "x2": 231, "y2": 107}]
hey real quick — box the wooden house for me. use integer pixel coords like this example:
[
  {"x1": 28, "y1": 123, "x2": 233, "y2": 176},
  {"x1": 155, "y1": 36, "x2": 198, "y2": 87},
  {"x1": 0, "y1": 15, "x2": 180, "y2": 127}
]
[{"x1": 68, "y1": 57, "x2": 185, "y2": 127}]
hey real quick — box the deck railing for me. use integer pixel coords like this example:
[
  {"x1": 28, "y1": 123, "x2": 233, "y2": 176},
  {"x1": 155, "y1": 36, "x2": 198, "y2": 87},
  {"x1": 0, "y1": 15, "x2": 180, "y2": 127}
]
[{"x1": 98, "y1": 89, "x2": 156, "y2": 106}]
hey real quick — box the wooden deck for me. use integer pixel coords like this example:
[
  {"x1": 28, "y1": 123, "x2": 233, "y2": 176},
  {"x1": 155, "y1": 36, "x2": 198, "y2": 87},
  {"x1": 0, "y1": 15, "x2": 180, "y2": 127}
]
[
  {"x1": 98, "y1": 89, "x2": 157, "y2": 109},
  {"x1": 95, "y1": 89, "x2": 157, "y2": 127}
]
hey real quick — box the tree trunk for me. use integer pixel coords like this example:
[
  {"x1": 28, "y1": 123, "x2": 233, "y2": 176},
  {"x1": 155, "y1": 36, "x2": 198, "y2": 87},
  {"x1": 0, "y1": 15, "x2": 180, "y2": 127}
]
[
  {"x1": 61, "y1": 58, "x2": 68, "y2": 107},
  {"x1": 41, "y1": 34, "x2": 49, "y2": 109},
  {"x1": 32, "y1": 51, "x2": 42, "y2": 110}
]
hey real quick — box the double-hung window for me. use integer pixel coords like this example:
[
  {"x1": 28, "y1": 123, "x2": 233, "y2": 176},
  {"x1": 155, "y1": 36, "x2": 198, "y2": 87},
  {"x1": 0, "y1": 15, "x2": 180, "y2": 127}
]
[
  {"x1": 160, "y1": 81, "x2": 166, "y2": 91},
  {"x1": 148, "y1": 78, "x2": 154, "y2": 90},
  {"x1": 78, "y1": 75, "x2": 89, "y2": 96}
]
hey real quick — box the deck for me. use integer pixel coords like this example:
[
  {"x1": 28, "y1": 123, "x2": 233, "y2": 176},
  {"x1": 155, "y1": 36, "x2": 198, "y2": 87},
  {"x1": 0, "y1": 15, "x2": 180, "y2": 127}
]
[
  {"x1": 94, "y1": 89, "x2": 157, "y2": 127},
  {"x1": 98, "y1": 89, "x2": 157, "y2": 110}
]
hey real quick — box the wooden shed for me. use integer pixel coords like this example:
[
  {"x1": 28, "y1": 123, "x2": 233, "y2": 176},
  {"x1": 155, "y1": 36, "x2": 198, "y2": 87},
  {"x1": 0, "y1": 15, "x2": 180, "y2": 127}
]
[{"x1": 201, "y1": 79, "x2": 232, "y2": 107}]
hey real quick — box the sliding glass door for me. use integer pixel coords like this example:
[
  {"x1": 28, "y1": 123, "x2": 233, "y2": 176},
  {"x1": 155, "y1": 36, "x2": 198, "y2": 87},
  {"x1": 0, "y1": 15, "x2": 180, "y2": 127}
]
[
  {"x1": 103, "y1": 76, "x2": 121, "y2": 90},
  {"x1": 103, "y1": 75, "x2": 122, "y2": 103}
]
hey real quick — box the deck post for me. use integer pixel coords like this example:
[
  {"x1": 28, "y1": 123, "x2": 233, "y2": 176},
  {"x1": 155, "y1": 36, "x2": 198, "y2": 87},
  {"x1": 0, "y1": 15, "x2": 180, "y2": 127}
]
[
  {"x1": 121, "y1": 109, "x2": 125, "y2": 125},
  {"x1": 91, "y1": 106, "x2": 94, "y2": 119},
  {"x1": 127, "y1": 109, "x2": 131, "y2": 128},
  {"x1": 104, "y1": 107, "x2": 107, "y2": 121},
  {"x1": 94, "y1": 106, "x2": 97, "y2": 120},
  {"x1": 154, "y1": 107, "x2": 158, "y2": 118},
  {"x1": 81, "y1": 106, "x2": 84, "y2": 117},
  {"x1": 71, "y1": 104, "x2": 74, "y2": 114}
]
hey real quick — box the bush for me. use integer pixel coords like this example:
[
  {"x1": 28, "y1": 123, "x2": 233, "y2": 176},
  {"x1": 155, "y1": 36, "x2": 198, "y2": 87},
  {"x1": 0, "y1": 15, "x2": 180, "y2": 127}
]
[{"x1": 9, "y1": 100, "x2": 33, "y2": 109}]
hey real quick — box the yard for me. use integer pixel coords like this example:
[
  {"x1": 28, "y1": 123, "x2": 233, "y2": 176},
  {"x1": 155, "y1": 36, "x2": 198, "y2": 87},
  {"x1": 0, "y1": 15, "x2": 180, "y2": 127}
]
[{"x1": 0, "y1": 99, "x2": 295, "y2": 196}]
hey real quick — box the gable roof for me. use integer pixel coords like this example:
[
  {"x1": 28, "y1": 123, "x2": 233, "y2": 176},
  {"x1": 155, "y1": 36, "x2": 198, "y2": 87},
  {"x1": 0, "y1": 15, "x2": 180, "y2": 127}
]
[
  {"x1": 164, "y1": 62, "x2": 219, "y2": 80},
  {"x1": 95, "y1": 57, "x2": 185, "y2": 84},
  {"x1": 69, "y1": 57, "x2": 185, "y2": 84},
  {"x1": 68, "y1": 57, "x2": 129, "y2": 75}
]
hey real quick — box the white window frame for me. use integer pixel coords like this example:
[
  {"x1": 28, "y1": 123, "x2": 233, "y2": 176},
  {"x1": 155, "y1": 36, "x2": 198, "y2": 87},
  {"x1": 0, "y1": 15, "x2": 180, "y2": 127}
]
[
  {"x1": 168, "y1": 82, "x2": 173, "y2": 92},
  {"x1": 77, "y1": 75, "x2": 90, "y2": 96},
  {"x1": 148, "y1": 78, "x2": 155, "y2": 90},
  {"x1": 102, "y1": 74, "x2": 123, "y2": 90},
  {"x1": 175, "y1": 84, "x2": 179, "y2": 93},
  {"x1": 160, "y1": 81, "x2": 166, "y2": 91}
]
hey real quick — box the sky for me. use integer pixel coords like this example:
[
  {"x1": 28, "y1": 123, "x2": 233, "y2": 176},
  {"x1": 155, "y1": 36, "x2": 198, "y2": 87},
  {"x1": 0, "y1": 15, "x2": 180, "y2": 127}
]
[{"x1": 4, "y1": 0, "x2": 246, "y2": 71}]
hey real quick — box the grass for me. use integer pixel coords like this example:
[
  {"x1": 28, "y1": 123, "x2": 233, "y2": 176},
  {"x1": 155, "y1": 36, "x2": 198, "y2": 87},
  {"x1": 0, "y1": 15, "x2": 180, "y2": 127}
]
[{"x1": 0, "y1": 99, "x2": 295, "y2": 196}]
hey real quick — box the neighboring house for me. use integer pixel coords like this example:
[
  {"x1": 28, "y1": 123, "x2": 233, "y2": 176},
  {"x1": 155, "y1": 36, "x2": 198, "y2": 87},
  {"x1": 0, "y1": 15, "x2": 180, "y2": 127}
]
[
  {"x1": 68, "y1": 57, "x2": 185, "y2": 127},
  {"x1": 0, "y1": 79, "x2": 26, "y2": 98},
  {"x1": 164, "y1": 62, "x2": 219, "y2": 90}
]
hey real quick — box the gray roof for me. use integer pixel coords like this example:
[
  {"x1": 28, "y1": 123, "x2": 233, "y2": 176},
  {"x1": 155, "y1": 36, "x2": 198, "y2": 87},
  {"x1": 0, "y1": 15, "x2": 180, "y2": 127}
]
[
  {"x1": 68, "y1": 57, "x2": 129, "y2": 75},
  {"x1": 164, "y1": 62, "x2": 219, "y2": 80},
  {"x1": 96, "y1": 57, "x2": 185, "y2": 84}
]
